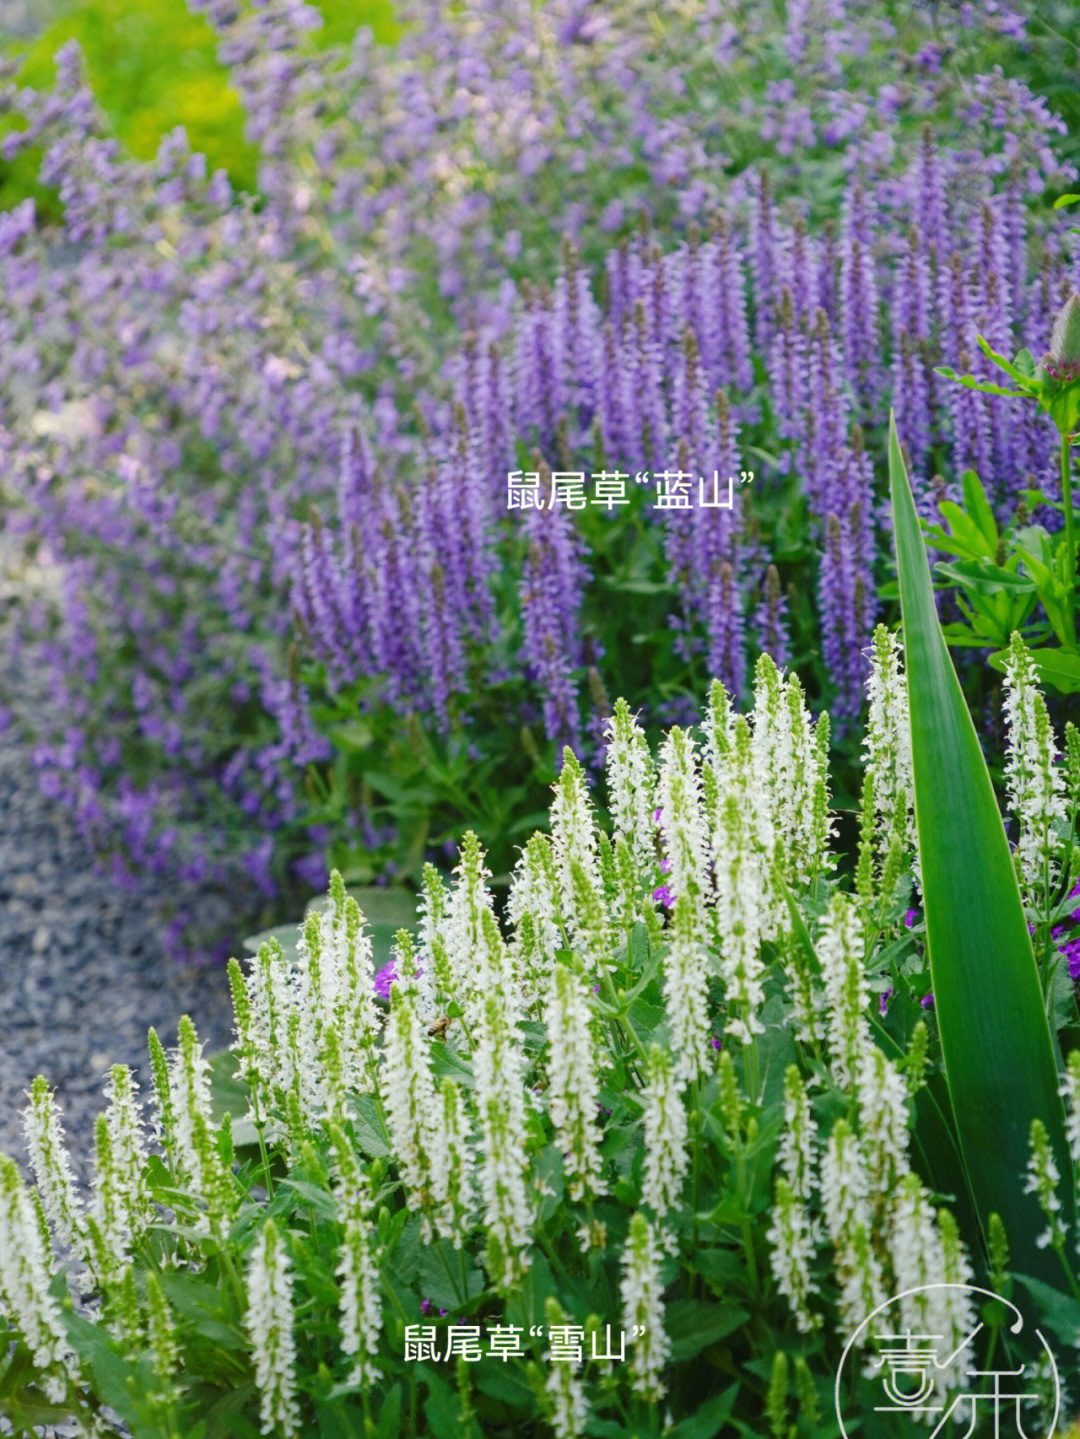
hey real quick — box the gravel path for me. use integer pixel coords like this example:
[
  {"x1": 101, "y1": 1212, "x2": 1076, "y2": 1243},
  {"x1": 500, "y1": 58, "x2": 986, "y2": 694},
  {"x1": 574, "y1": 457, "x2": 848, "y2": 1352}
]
[{"x1": 0, "y1": 544, "x2": 242, "y2": 1191}]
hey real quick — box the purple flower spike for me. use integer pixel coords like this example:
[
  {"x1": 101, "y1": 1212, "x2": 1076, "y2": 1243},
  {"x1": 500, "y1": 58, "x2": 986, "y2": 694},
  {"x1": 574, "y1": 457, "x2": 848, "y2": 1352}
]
[{"x1": 921, "y1": 993, "x2": 935, "y2": 1009}]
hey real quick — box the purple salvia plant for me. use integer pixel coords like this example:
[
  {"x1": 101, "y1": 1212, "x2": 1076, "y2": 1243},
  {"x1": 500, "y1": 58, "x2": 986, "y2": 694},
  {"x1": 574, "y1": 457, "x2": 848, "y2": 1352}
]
[
  {"x1": 705, "y1": 560, "x2": 746, "y2": 703},
  {"x1": 838, "y1": 182, "x2": 881, "y2": 414},
  {"x1": 749, "y1": 170, "x2": 780, "y2": 353},
  {"x1": 944, "y1": 253, "x2": 992, "y2": 483},
  {"x1": 890, "y1": 229, "x2": 934, "y2": 471},
  {"x1": 519, "y1": 503, "x2": 586, "y2": 751},
  {"x1": 818, "y1": 510, "x2": 871, "y2": 726},
  {"x1": 752, "y1": 564, "x2": 791, "y2": 671},
  {"x1": 767, "y1": 287, "x2": 807, "y2": 449},
  {"x1": 803, "y1": 309, "x2": 849, "y2": 513},
  {"x1": 708, "y1": 211, "x2": 755, "y2": 395}
]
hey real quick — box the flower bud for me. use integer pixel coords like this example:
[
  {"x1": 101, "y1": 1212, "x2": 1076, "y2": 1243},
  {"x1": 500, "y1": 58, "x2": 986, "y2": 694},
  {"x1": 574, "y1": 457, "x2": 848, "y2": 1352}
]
[{"x1": 1045, "y1": 292, "x2": 1080, "y2": 380}]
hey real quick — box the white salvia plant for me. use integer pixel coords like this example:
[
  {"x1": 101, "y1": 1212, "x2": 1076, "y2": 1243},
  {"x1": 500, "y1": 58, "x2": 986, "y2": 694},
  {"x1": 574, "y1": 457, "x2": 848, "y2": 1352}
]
[
  {"x1": 22, "y1": 1076, "x2": 85, "y2": 1257},
  {"x1": 888, "y1": 1174, "x2": 977, "y2": 1399},
  {"x1": 380, "y1": 983, "x2": 439, "y2": 1233},
  {"x1": 245, "y1": 1218, "x2": 300, "y2": 1438},
  {"x1": 863, "y1": 624, "x2": 919, "y2": 893},
  {"x1": 1003, "y1": 631, "x2": 1069, "y2": 907},
  {"x1": 817, "y1": 893, "x2": 870, "y2": 1089},
  {"x1": 549, "y1": 749, "x2": 604, "y2": 949},
  {"x1": 820, "y1": 1119, "x2": 885, "y2": 1333},
  {"x1": 329, "y1": 1124, "x2": 382, "y2": 1387},
  {"x1": 765, "y1": 1179, "x2": 820, "y2": 1334},
  {"x1": 507, "y1": 832, "x2": 564, "y2": 1000},
  {"x1": 749, "y1": 655, "x2": 785, "y2": 875},
  {"x1": 145, "y1": 1269, "x2": 180, "y2": 1393},
  {"x1": 713, "y1": 782, "x2": 767, "y2": 1043},
  {"x1": 1025, "y1": 1118, "x2": 1068, "y2": 1255},
  {"x1": 474, "y1": 986, "x2": 533, "y2": 1292},
  {"x1": 640, "y1": 1044, "x2": 689, "y2": 1252},
  {"x1": 231, "y1": 880, "x2": 383, "y2": 1129},
  {"x1": 443, "y1": 831, "x2": 509, "y2": 1026},
  {"x1": 747, "y1": 658, "x2": 834, "y2": 903},
  {"x1": 662, "y1": 894, "x2": 713, "y2": 1084},
  {"x1": 427, "y1": 1076, "x2": 475, "y2": 1244},
  {"x1": 546, "y1": 961, "x2": 607, "y2": 1203},
  {"x1": 856, "y1": 1045, "x2": 912, "y2": 1208},
  {"x1": 87, "y1": 1065, "x2": 150, "y2": 1283},
  {"x1": 620, "y1": 1212, "x2": 671, "y2": 1402},
  {"x1": 700, "y1": 676, "x2": 735, "y2": 780},
  {"x1": 543, "y1": 1298, "x2": 588, "y2": 1439},
  {"x1": 777, "y1": 1065, "x2": 817, "y2": 1200},
  {"x1": 303, "y1": 876, "x2": 386, "y2": 1079},
  {"x1": 1060, "y1": 1049, "x2": 1080, "y2": 1168},
  {"x1": 0, "y1": 1153, "x2": 76, "y2": 1401},
  {"x1": 166, "y1": 1016, "x2": 223, "y2": 1225},
  {"x1": 604, "y1": 697, "x2": 658, "y2": 871},
  {"x1": 418, "y1": 862, "x2": 456, "y2": 1010},
  {"x1": 657, "y1": 726, "x2": 710, "y2": 937},
  {"x1": 862, "y1": 1041, "x2": 914, "y2": 1208},
  {"x1": 0, "y1": 664, "x2": 1009, "y2": 1428}
]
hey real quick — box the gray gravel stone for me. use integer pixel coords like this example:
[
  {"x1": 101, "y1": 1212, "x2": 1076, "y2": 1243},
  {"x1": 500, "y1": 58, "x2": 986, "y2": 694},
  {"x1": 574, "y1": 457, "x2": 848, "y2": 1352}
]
[{"x1": 0, "y1": 556, "x2": 252, "y2": 1194}]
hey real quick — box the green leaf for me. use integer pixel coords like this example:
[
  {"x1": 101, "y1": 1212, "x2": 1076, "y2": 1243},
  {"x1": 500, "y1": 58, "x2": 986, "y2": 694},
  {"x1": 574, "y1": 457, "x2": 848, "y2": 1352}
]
[
  {"x1": 889, "y1": 413, "x2": 1075, "y2": 1288},
  {"x1": 278, "y1": 1178, "x2": 340, "y2": 1222},
  {"x1": 664, "y1": 1300, "x2": 748, "y2": 1360},
  {"x1": 935, "y1": 500, "x2": 994, "y2": 556},
  {"x1": 934, "y1": 561, "x2": 1036, "y2": 596},
  {"x1": 960, "y1": 468, "x2": 999, "y2": 548},
  {"x1": 206, "y1": 1048, "x2": 249, "y2": 1122},
  {"x1": 933, "y1": 363, "x2": 1027, "y2": 399},
  {"x1": 423, "y1": 1371, "x2": 465, "y2": 1439},
  {"x1": 665, "y1": 1384, "x2": 740, "y2": 1439},
  {"x1": 974, "y1": 335, "x2": 1041, "y2": 393},
  {"x1": 417, "y1": 1241, "x2": 486, "y2": 1312},
  {"x1": 241, "y1": 923, "x2": 300, "y2": 960},
  {"x1": 375, "y1": 1383, "x2": 403, "y2": 1439},
  {"x1": 1023, "y1": 648, "x2": 1080, "y2": 695},
  {"x1": 1009, "y1": 1274, "x2": 1080, "y2": 1346}
]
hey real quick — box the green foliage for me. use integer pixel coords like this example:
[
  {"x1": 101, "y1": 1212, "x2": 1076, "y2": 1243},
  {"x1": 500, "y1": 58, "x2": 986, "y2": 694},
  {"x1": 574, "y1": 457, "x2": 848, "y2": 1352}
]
[
  {"x1": 889, "y1": 413, "x2": 1076, "y2": 1289},
  {"x1": 935, "y1": 297, "x2": 1080, "y2": 688},
  {"x1": 0, "y1": 0, "x2": 398, "y2": 211}
]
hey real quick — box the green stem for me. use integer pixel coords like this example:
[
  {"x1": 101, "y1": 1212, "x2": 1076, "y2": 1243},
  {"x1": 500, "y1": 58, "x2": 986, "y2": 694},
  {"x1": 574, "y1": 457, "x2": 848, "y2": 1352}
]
[
  {"x1": 735, "y1": 1150, "x2": 759, "y2": 1296},
  {"x1": 744, "y1": 1030, "x2": 760, "y2": 1108},
  {"x1": 537, "y1": 1229, "x2": 575, "y2": 1290},
  {"x1": 598, "y1": 969, "x2": 648, "y2": 1084},
  {"x1": 251, "y1": 1090, "x2": 275, "y2": 1200},
  {"x1": 1061, "y1": 433, "x2": 1077, "y2": 647}
]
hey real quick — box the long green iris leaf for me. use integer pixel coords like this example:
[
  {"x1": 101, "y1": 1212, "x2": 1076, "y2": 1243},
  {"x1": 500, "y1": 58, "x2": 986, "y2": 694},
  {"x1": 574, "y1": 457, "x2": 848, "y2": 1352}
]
[{"x1": 889, "y1": 413, "x2": 1074, "y2": 1286}]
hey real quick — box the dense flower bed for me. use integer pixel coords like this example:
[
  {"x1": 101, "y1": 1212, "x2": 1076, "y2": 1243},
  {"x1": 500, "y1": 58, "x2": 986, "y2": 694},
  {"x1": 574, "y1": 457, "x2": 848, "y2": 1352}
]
[
  {"x1": 0, "y1": 1, "x2": 1077, "y2": 945},
  {"x1": 2, "y1": 633, "x2": 1078, "y2": 1436}
]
